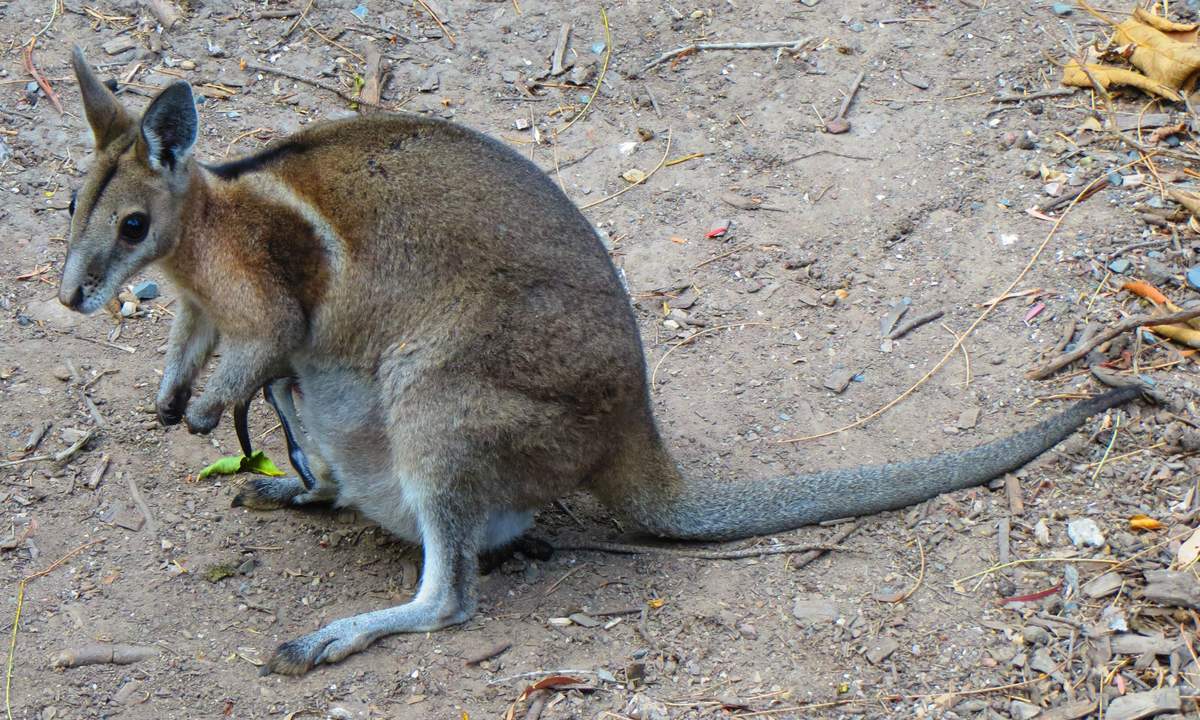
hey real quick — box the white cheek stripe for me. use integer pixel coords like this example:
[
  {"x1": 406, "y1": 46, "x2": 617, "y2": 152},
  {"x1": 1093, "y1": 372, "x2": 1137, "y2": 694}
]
[{"x1": 240, "y1": 174, "x2": 348, "y2": 275}]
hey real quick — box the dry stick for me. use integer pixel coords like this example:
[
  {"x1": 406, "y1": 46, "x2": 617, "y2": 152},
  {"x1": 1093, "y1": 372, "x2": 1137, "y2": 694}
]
[
  {"x1": 127, "y1": 475, "x2": 157, "y2": 535},
  {"x1": 244, "y1": 63, "x2": 388, "y2": 109},
  {"x1": 779, "y1": 169, "x2": 1112, "y2": 444},
  {"x1": 1027, "y1": 307, "x2": 1200, "y2": 380},
  {"x1": 414, "y1": 0, "x2": 456, "y2": 44},
  {"x1": 144, "y1": 0, "x2": 180, "y2": 30},
  {"x1": 580, "y1": 129, "x2": 672, "y2": 210},
  {"x1": 887, "y1": 308, "x2": 944, "y2": 340},
  {"x1": 641, "y1": 39, "x2": 809, "y2": 73},
  {"x1": 554, "y1": 541, "x2": 847, "y2": 560},
  {"x1": 358, "y1": 47, "x2": 384, "y2": 113},
  {"x1": 792, "y1": 522, "x2": 859, "y2": 570},
  {"x1": 269, "y1": 0, "x2": 314, "y2": 49},
  {"x1": 829, "y1": 70, "x2": 865, "y2": 130},
  {"x1": 6, "y1": 539, "x2": 105, "y2": 720},
  {"x1": 992, "y1": 88, "x2": 1076, "y2": 102},
  {"x1": 896, "y1": 535, "x2": 926, "y2": 603},
  {"x1": 550, "y1": 23, "x2": 571, "y2": 76},
  {"x1": 556, "y1": 8, "x2": 609, "y2": 136}
]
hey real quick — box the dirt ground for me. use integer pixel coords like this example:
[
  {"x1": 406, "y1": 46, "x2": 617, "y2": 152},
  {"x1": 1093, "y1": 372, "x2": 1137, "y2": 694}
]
[{"x1": 3, "y1": 0, "x2": 1200, "y2": 718}]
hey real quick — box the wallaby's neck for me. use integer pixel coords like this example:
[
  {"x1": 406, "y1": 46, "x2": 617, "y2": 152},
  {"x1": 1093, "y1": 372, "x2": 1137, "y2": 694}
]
[{"x1": 160, "y1": 162, "x2": 215, "y2": 304}]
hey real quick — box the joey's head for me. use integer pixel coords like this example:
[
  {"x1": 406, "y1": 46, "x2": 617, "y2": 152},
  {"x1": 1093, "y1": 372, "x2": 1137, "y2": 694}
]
[{"x1": 59, "y1": 47, "x2": 199, "y2": 313}]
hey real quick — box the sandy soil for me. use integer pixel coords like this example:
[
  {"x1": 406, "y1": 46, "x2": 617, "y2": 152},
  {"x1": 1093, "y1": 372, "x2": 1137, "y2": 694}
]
[{"x1": 2, "y1": 1, "x2": 1199, "y2": 718}]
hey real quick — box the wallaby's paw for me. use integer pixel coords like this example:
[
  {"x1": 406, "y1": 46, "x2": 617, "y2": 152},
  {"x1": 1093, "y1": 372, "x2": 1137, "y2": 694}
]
[
  {"x1": 231, "y1": 476, "x2": 304, "y2": 510},
  {"x1": 263, "y1": 621, "x2": 370, "y2": 676},
  {"x1": 155, "y1": 385, "x2": 191, "y2": 426},
  {"x1": 185, "y1": 399, "x2": 223, "y2": 434}
]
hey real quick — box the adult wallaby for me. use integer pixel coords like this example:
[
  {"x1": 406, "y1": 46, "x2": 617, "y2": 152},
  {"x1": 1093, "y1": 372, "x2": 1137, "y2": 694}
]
[{"x1": 59, "y1": 48, "x2": 1142, "y2": 675}]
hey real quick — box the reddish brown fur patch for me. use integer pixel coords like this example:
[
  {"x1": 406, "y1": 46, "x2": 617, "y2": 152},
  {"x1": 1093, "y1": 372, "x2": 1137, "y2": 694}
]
[{"x1": 168, "y1": 181, "x2": 328, "y2": 335}]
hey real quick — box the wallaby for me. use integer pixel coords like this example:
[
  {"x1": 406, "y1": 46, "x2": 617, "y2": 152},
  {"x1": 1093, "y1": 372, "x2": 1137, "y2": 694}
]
[{"x1": 59, "y1": 47, "x2": 1144, "y2": 675}]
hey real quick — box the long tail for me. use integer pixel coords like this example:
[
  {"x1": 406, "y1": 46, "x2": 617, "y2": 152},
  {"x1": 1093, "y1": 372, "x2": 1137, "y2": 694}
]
[{"x1": 624, "y1": 386, "x2": 1142, "y2": 541}]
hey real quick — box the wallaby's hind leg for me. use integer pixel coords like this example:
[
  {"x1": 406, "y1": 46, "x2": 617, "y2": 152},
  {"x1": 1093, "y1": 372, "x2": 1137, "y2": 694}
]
[{"x1": 265, "y1": 492, "x2": 482, "y2": 675}]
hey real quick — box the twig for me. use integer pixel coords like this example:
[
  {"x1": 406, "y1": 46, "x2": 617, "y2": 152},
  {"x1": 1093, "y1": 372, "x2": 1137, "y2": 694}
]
[
  {"x1": 22, "y1": 43, "x2": 63, "y2": 114},
  {"x1": 556, "y1": 8, "x2": 609, "y2": 136},
  {"x1": 941, "y1": 323, "x2": 972, "y2": 386},
  {"x1": 1090, "y1": 416, "x2": 1121, "y2": 484},
  {"x1": 887, "y1": 308, "x2": 945, "y2": 340},
  {"x1": 6, "y1": 539, "x2": 104, "y2": 720},
  {"x1": 244, "y1": 63, "x2": 389, "y2": 109},
  {"x1": 358, "y1": 47, "x2": 384, "y2": 113},
  {"x1": 1026, "y1": 307, "x2": 1200, "y2": 379},
  {"x1": 127, "y1": 474, "x2": 157, "y2": 535},
  {"x1": 580, "y1": 129, "x2": 672, "y2": 210},
  {"x1": 1036, "y1": 177, "x2": 1105, "y2": 214},
  {"x1": 550, "y1": 23, "x2": 571, "y2": 76},
  {"x1": 554, "y1": 541, "x2": 847, "y2": 560},
  {"x1": 826, "y1": 71, "x2": 865, "y2": 133},
  {"x1": 55, "y1": 429, "x2": 96, "y2": 465},
  {"x1": 269, "y1": 0, "x2": 313, "y2": 49},
  {"x1": 650, "y1": 321, "x2": 770, "y2": 386},
  {"x1": 781, "y1": 149, "x2": 875, "y2": 164},
  {"x1": 414, "y1": 0, "x2": 456, "y2": 45},
  {"x1": 992, "y1": 88, "x2": 1076, "y2": 102},
  {"x1": 693, "y1": 243, "x2": 747, "y2": 270},
  {"x1": 896, "y1": 536, "x2": 926, "y2": 602},
  {"x1": 792, "y1": 522, "x2": 859, "y2": 570},
  {"x1": 642, "y1": 39, "x2": 810, "y2": 73},
  {"x1": 544, "y1": 566, "x2": 583, "y2": 596}
]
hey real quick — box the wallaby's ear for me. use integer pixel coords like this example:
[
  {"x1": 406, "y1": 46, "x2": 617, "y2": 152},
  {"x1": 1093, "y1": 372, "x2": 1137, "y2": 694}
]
[
  {"x1": 140, "y1": 81, "x2": 198, "y2": 173},
  {"x1": 71, "y1": 46, "x2": 133, "y2": 150}
]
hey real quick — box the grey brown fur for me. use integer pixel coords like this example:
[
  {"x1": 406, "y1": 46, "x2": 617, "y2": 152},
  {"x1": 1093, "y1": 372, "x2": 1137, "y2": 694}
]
[{"x1": 58, "y1": 49, "x2": 1143, "y2": 675}]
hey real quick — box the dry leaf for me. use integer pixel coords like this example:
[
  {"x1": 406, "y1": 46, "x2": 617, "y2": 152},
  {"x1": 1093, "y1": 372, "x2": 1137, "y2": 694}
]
[
  {"x1": 1130, "y1": 514, "x2": 1163, "y2": 531},
  {"x1": 1177, "y1": 527, "x2": 1200, "y2": 567},
  {"x1": 1062, "y1": 60, "x2": 1180, "y2": 101},
  {"x1": 647, "y1": 598, "x2": 665, "y2": 609},
  {"x1": 1063, "y1": 5, "x2": 1200, "y2": 101}
]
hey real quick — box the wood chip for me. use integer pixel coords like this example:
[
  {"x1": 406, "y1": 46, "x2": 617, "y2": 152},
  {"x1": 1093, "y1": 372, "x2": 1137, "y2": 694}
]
[
  {"x1": 1104, "y1": 688, "x2": 1180, "y2": 720},
  {"x1": 550, "y1": 23, "x2": 572, "y2": 76},
  {"x1": 1141, "y1": 569, "x2": 1200, "y2": 608}
]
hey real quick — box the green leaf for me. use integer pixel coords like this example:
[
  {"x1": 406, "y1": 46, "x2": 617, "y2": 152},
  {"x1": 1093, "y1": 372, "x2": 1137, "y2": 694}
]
[
  {"x1": 197, "y1": 450, "x2": 286, "y2": 480},
  {"x1": 242, "y1": 450, "x2": 286, "y2": 477}
]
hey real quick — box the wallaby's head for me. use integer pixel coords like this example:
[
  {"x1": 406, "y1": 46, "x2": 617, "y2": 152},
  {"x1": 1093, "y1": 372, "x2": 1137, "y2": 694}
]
[{"x1": 60, "y1": 47, "x2": 199, "y2": 313}]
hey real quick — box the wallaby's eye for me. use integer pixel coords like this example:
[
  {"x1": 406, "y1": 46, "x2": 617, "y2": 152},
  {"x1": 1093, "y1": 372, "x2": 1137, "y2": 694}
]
[
  {"x1": 119, "y1": 212, "x2": 149, "y2": 243},
  {"x1": 68, "y1": 190, "x2": 77, "y2": 216}
]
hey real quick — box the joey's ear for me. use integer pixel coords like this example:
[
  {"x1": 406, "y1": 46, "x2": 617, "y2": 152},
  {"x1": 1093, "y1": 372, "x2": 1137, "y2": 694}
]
[
  {"x1": 71, "y1": 46, "x2": 133, "y2": 150},
  {"x1": 140, "y1": 81, "x2": 199, "y2": 173}
]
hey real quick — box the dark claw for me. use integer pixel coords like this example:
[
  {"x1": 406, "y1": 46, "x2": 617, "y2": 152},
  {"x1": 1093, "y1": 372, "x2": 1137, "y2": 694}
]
[{"x1": 157, "y1": 387, "x2": 191, "y2": 426}]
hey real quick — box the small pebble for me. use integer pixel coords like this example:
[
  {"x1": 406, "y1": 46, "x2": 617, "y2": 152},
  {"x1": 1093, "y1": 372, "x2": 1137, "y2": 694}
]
[
  {"x1": 132, "y1": 281, "x2": 159, "y2": 300},
  {"x1": 1067, "y1": 518, "x2": 1105, "y2": 548},
  {"x1": 1051, "y1": 2, "x2": 1074, "y2": 15},
  {"x1": 1108, "y1": 258, "x2": 1132, "y2": 274},
  {"x1": 350, "y1": 3, "x2": 368, "y2": 20},
  {"x1": 1107, "y1": 171, "x2": 1123, "y2": 186},
  {"x1": 1187, "y1": 266, "x2": 1200, "y2": 290},
  {"x1": 119, "y1": 301, "x2": 138, "y2": 317}
]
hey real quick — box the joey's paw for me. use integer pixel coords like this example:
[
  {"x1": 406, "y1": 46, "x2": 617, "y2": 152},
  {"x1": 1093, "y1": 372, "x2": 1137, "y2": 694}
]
[
  {"x1": 184, "y1": 400, "x2": 223, "y2": 435},
  {"x1": 263, "y1": 624, "x2": 369, "y2": 676},
  {"x1": 231, "y1": 476, "x2": 306, "y2": 511},
  {"x1": 155, "y1": 386, "x2": 191, "y2": 426}
]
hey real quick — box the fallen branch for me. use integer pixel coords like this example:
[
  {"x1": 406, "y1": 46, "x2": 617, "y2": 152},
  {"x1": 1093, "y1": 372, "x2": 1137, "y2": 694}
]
[
  {"x1": 1026, "y1": 307, "x2": 1200, "y2": 380},
  {"x1": 642, "y1": 38, "x2": 811, "y2": 73},
  {"x1": 887, "y1": 308, "x2": 945, "y2": 340},
  {"x1": 50, "y1": 643, "x2": 157, "y2": 668},
  {"x1": 992, "y1": 88, "x2": 1076, "y2": 102},
  {"x1": 792, "y1": 522, "x2": 860, "y2": 570},
  {"x1": 244, "y1": 63, "x2": 389, "y2": 109}
]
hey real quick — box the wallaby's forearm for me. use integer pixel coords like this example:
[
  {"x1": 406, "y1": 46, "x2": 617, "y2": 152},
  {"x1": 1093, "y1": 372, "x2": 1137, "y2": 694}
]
[
  {"x1": 185, "y1": 335, "x2": 295, "y2": 434},
  {"x1": 156, "y1": 299, "x2": 216, "y2": 425}
]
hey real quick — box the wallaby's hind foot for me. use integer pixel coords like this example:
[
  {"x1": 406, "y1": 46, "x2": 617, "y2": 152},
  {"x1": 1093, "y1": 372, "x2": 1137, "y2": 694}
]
[
  {"x1": 479, "y1": 534, "x2": 554, "y2": 575},
  {"x1": 231, "y1": 476, "x2": 336, "y2": 511}
]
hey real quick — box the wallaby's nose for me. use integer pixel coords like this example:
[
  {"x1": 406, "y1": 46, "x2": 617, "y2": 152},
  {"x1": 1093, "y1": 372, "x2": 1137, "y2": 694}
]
[{"x1": 60, "y1": 286, "x2": 84, "y2": 311}]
